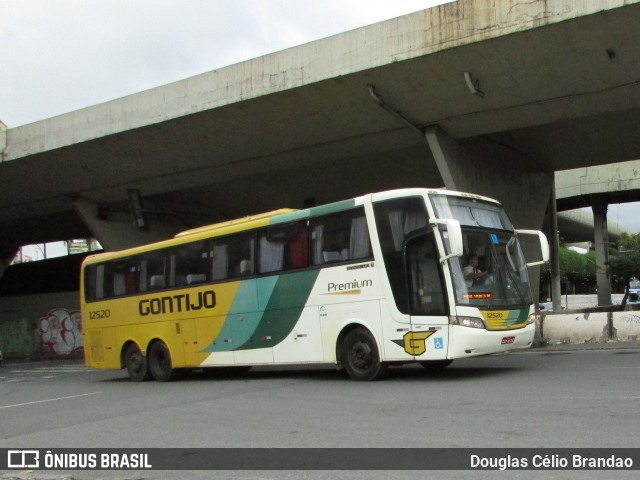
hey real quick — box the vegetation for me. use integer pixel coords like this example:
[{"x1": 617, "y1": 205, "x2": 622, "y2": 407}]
[
  {"x1": 609, "y1": 232, "x2": 640, "y2": 303},
  {"x1": 540, "y1": 245, "x2": 597, "y2": 294},
  {"x1": 539, "y1": 233, "x2": 640, "y2": 299}
]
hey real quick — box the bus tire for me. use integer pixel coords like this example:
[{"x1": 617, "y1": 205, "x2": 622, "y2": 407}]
[
  {"x1": 148, "y1": 341, "x2": 177, "y2": 382},
  {"x1": 124, "y1": 343, "x2": 151, "y2": 382},
  {"x1": 341, "y1": 327, "x2": 387, "y2": 381},
  {"x1": 419, "y1": 359, "x2": 453, "y2": 369}
]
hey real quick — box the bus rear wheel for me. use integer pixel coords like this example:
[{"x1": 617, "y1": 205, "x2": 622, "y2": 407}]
[
  {"x1": 124, "y1": 343, "x2": 151, "y2": 382},
  {"x1": 341, "y1": 328, "x2": 387, "y2": 381},
  {"x1": 148, "y1": 341, "x2": 178, "y2": 382}
]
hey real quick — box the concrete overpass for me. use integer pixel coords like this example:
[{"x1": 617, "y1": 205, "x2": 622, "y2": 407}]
[
  {"x1": 556, "y1": 159, "x2": 640, "y2": 212},
  {"x1": 556, "y1": 210, "x2": 635, "y2": 244},
  {"x1": 548, "y1": 159, "x2": 640, "y2": 243},
  {"x1": 2, "y1": 0, "x2": 640, "y2": 265}
]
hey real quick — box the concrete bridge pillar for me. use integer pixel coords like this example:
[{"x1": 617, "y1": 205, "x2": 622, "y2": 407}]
[
  {"x1": 548, "y1": 180, "x2": 563, "y2": 310},
  {"x1": 425, "y1": 125, "x2": 553, "y2": 303},
  {"x1": 424, "y1": 125, "x2": 553, "y2": 229},
  {"x1": 592, "y1": 197, "x2": 612, "y2": 306}
]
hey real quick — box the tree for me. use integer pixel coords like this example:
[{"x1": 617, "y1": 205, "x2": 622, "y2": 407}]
[
  {"x1": 609, "y1": 232, "x2": 640, "y2": 305},
  {"x1": 558, "y1": 247, "x2": 596, "y2": 289},
  {"x1": 540, "y1": 246, "x2": 597, "y2": 297}
]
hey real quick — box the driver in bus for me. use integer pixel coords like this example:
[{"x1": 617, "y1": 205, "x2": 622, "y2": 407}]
[{"x1": 463, "y1": 254, "x2": 488, "y2": 287}]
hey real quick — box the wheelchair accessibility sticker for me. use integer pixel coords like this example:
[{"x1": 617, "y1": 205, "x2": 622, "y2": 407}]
[{"x1": 434, "y1": 337, "x2": 444, "y2": 349}]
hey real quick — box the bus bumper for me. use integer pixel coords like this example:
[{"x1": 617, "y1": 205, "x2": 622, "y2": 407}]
[{"x1": 448, "y1": 323, "x2": 535, "y2": 358}]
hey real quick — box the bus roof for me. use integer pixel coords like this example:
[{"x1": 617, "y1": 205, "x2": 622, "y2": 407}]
[
  {"x1": 81, "y1": 188, "x2": 503, "y2": 265},
  {"x1": 174, "y1": 208, "x2": 297, "y2": 238}
]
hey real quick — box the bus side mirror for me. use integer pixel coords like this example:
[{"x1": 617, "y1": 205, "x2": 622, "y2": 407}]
[
  {"x1": 431, "y1": 218, "x2": 463, "y2": 263},
  {"x1": 516, "y1": 229, "x2": 550, "y2": 267}
]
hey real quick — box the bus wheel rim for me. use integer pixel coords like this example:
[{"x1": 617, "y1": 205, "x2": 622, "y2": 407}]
[{"x1": 351, "y1": 340, "x2": 373, "y2": 370}]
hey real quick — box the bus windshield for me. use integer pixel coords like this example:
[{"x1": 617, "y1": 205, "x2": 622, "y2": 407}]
[{"x1": 430, "y1": 195, "x2": 533, "y2": 309}]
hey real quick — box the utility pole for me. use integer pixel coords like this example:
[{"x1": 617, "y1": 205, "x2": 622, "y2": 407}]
[{"x1": 549, "y1": 181, "x2": 562, "y2": 310}]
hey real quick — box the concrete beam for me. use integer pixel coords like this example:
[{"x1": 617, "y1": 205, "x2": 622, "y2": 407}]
[
  {"x1": 7, "y1": 0, "x2": 637, "y2": 163},
  {"x1": 555, "y1": 159, "x2": 640, "y2": 210}
]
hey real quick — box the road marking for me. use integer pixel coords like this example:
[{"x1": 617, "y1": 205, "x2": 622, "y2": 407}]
[
  {"x1": 35, "y1": 366, "x2": 90, "y2": 369},
  {"x1": 521, "y1": 349, "x2": 640, "y2": 354},
  {"x1": 0, "y1": 392, "x2": 102, "y2": 410},
  {"x1": 9, "y1": 368, "x2": 91, "y2": 373}
]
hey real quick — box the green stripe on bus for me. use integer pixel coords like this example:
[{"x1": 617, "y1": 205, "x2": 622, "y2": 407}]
[
  {"x1": 506, "y1": 309, "x2": 529, "y2": 325},
  {"x1": 237, "y1": 269, "x2": 320, "y2": 350},
  {"x1": 269, "y1": 199, "x2": 356, "y2": 225},
  {"x1": 202, "y1": 277, "x2": 279, "y2": 352}
]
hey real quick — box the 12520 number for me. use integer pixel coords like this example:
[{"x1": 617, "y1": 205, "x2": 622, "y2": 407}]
[{"x1": 89, "y1": 309, "x2": 111, "y2": 320}]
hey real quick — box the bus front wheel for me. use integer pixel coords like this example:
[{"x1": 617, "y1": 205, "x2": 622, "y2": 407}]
[
  {"x1": 341, "y1": 328, "x2": 387, "y2": 381},
  {"x1": 148, "y1": 341, "x2": 177, "y2": 382},
  {"x1": 124, "y1": 343, "x2": 151, "y2": 382}
]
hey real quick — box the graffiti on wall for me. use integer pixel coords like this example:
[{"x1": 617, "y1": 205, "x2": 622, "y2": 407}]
[
  {"x1": 619, "y1": 314, "x2": 640, "y2": 326},
  {"x1": 35, "y1": 308, "x2": 83, "y2": 356}
]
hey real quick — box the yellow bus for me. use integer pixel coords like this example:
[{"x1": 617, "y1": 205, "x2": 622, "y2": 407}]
[{"x1": 81, "y1": 188, "x2": 548, "y2": 381}]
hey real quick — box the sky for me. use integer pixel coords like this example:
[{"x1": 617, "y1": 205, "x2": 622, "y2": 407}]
[
  {"x1": 1, "y1": 0, "x2": 638, "y2": 234},
  {"x1": 1, "y1": 0, "x2": 450, "y2": 127}
]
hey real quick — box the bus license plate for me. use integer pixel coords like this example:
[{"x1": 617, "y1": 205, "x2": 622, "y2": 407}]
[{"x1": 501, "y1": 336, "x2": 515, "y2": 345}]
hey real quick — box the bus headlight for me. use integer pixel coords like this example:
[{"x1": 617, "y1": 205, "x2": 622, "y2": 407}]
[
  {"x1": 450, "y1": 316, "x2": 486, "y2": 329},
  {"x1": 527, "y1": 312, "x2": 541, "y2": 325}
]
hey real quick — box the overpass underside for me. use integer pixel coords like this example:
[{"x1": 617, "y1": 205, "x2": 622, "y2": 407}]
[{"x1": 2, "y1": 0, "x2": 640, "y2": 260}]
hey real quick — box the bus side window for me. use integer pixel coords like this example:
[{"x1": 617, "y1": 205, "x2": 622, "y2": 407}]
[
  {"x1": 288, "y1": 225, "x2": 308, "y2": 269},
  {"x1": 174, "y1": 241, "x2": 209, "y2": 286},
  {"x1": 139, "y1": 252, "x2": 167, "y2": 291},
  {"x1": 259, "y1": 235, "x2": 285, "y2": 273},
  {"x1": 108, "y1": 259, "x2": 138, "y2": 297},
  {"x1": 349, "y1": 215, "x2": 370, "y2": 260},
  {"x1": 84, "y1": 264, "x2": 105, "y2": 301},
  {"x1": 225, "y1": 233, "x2": 255, "y2": 278},
  {"x1": 311, "y1": 208, "x2": 371, "y2": 265},
  {"x1": 210, "y1": 243, "x2": 229, "y2": 281},
  {"x1": 258, "y1": 221, "x2": 308, "y2": 273},
  {"x1": 113, "y1": 271, "x2": 126, "y2": 296}
]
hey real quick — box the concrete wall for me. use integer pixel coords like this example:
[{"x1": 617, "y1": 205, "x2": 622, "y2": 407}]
[
  {"x1": 0, "y1": 292, "x2": 81, "y2": 359},
  {"x1": 543, "y1": 310, "x2": 640, "y2": 345},
  {"x1": 541, "y1": 295, "x2": 640, "y2": 344}
]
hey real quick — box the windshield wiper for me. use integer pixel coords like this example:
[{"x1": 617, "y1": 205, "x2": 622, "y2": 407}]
[
  {"x1": 487, "y1": 238, "x2": 527, "y2": 307},
  {"x1": 505, "y1": 237, "x2": 529, "y2": 304}
]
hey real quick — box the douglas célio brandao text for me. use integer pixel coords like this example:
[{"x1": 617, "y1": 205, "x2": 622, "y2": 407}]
[{"x1": 470, "y1": 453, "x2": 634, "y2": 470}]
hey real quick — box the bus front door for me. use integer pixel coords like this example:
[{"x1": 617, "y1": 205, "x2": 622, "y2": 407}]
[{"x1": 405, "y1": 233, "x2": 450, "y2": 361}]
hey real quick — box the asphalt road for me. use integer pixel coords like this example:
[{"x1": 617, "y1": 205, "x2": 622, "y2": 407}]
[{"x1": 0, "y1": 349, "x2": 639, "y2": 479}]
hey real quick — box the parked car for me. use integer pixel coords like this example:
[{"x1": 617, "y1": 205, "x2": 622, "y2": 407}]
[
  {"x1": 628, "y1": 288, "x2": 640, "y2": 304},
  {"x1": 538, "y1": 302, "x2": 565, "y2": 312}
]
